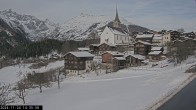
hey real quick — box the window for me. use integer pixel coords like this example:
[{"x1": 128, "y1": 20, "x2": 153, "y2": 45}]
[{"x1": 80, "y1": 61, "x2": 83, "y2": 64}]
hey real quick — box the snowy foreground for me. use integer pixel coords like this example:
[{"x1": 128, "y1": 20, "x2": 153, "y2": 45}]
[{"x1": 0, "y1": 58, "x2": 196, "y2": 110}]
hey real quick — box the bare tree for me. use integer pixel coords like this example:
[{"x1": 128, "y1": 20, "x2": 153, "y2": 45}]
[
  {"x1": 91, "y1": 62, "x2": 100, "y2": 76},
  {"x1": 0, "y1": 83, "x2": 15, "y2": 105},
  {"x1": 14, "y1": 81, "x2": 28, "y2": 104},
  {"x1": 27, "y1": 72, "x2": 51, "y2": 93},
  {"x1": 104, "y1": 64, "x2": 111, "y2": 74},
  {"x1": 167, "y1": 41, "x2": 195, "y2": 64}
]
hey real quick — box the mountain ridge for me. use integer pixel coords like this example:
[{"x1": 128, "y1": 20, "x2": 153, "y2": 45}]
[{"x1": 0, "y1": 9, "x2": 149, "y2": 42}]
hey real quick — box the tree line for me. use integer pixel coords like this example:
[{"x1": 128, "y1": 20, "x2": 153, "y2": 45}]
[{"x1": 2, "y1": 38, "x2": 99, "y2": 59}]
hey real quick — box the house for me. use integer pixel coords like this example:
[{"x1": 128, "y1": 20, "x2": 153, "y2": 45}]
[
  {"x1": 152, "y1": 34, "x2": 163, "y2": 46},
  {"x1": 98, "y1": 43, "x2": 117, "y2": 53},
  {"x1": 112, "y1": 57, "x2": 126, "y2": 71},
  {"x1": 89, "y1": 43, "x2": 118, "y2": 55},
  {"x1": 89, "y1": 44, "x2": 99, "y2": 54},
  {"x1": 125, "y1": 54, "x2": 145, "y2": 67},
  {"x1": 183, "y1": 32, "x2": 196, "y2": 39},
  {"x1": 148, "y1": 51, "x2": 163, "y2": 61},
  {"x1": 170, "y1": 31, "x2": 181, "y2": 41},
  {"x1": 115, "y1": 44, "x2": 130, "y2": 52},
  {"x1": 134, "y1": 40, "x2": 152, "y2": 56},
  {"x1": 149, "y1": 46, "x2": 164, "y2": 61},
  {"x1": 136, "y1": 34, "x2": 154, "y2": 43},
  {"x1": 102, "y1": 51, "x2": 124, "y2": 63},
  {"x1": 64, "y1": 51, "x2": 94, "y2": 75},
  {"x1": 162, "y1": 32, "x2": 171, "y2": 45},
  {"x1": 100, "y1": 7, "x2": 130, "y2": 45}
]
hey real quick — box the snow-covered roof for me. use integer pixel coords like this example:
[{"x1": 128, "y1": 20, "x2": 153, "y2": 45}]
[
  {"x1": 151, "y1": 47, "x2": 162, "y2": 51},
  {"x1": 99, "y1": 43, "x2": 116, "y2": 47},
  {"x1": 114, "y1": 57, "x2": 126, "y2": 60},
  {"x1": 108, "y1": 26, "x2": 127, "y2": 36},
  {"x1": 103, "y1": 51, "x2": 124, "y2": 56},
  {"x1": 153, "y1": 35, "x2": 162, "y2": 40},
  {"x1": 135, "y1": 40, "x2": 152, "y2": 45},
  {"x1": 136, "y1": 34, "x2": 153, "y2": 39},
  {"x1": 129, "y1": 54, "x2": 145, "y2": 60},
  {"x1": 78, "y1": 47, "x2": 90, "y2": 51},
  {"x1": 67, "y1": 51, "x2": 94, "y2": 58},
  {"x1": 148, "y1": 51, "x2": 162, "y2": 55},
  {"x1": 90, "y1": 44, "x2": 99, "y2": 47}
]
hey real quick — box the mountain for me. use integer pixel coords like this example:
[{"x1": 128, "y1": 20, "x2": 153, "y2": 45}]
[
  {"x1": 56, "y1": 13, "x2": 149, "y2": 40},
  {"x1": 0, "y1": 16, "x2": 30, "y2": 55},
  {"x1": 0, "y1": 9, "x2": 58, "y2": 41},
  {"x1": 0, "y1": 10, "x2": 149, "y2": 42}
]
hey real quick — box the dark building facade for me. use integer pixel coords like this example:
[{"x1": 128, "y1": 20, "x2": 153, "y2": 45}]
[{"x1": 134, "y1": 41, "x2": 152, "y2": 56}]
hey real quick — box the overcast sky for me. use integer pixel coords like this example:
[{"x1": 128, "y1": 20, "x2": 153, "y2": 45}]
[{"x1": 0, "y1": 0, "x2": 196, "y2": 31}]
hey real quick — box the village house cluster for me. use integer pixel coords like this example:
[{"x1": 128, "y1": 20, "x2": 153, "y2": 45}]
[{"x1": 64, "y1": 8, "x2": 196, "y2": 75}]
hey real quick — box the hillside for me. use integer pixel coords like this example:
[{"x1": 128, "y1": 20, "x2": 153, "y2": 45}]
[
  {"x1": 0, "y1": 9, "x2": 58, "y2": 41},
  {"x1": 0, "y1": 17, "x2": 30, "y2": 55},
  {"x1": 57, "y1": 13, "x2": 149, "y2": 40}
]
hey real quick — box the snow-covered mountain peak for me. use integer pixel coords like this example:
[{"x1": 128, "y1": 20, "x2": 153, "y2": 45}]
[
  {"x1": 0, "y1": 9, "x2": 58, "y2": 41},
  {"x1": 0, "y1": 10, "x2": 148, "y2": 41},
  {"x1": 58, "y1": 13, "x2": 133, "y2": 40}
]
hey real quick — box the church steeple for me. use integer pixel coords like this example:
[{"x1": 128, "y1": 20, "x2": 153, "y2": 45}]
[{"x1": 113, "y1": 4, "x2": 121, "y2": 28}]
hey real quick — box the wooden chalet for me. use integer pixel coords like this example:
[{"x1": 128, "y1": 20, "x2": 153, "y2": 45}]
[
  {"x1": 125, "y1": 54, "x2": 145, "y2": 66},
  {"x1": 102, "y1": 51, "x2": 124, "y2": 63},
  {"x1": 136, "y1": 34, "x2": 153, "y2": 43},
  {"x1": 64, "y1": 51, "x2": 94, "y2": 75},
  {"x1": 134, "y1": 40, "x2": 152, "y2": 56},
  {"x1": 89, "y1": 43, "x2": 117, "y2": 55},
  {"x1": 98, "y1": 43, "x2": 117, "y2": 53},
  {"x1": 89, "y1": 44, "x2": 99, "y2": 54},
  {"x1": 148, "y1": 51, "x2": 163, "y2": 61},
  {"x1": 151, "y1": 47, "x2": 163, "y2": 52},
  {"x1": 112, "y1": 57, "x2": 126, "y2": 71}
]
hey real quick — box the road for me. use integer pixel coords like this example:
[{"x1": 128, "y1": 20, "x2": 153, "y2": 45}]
[{"x1": 157, "y1": 78, "x2": 196, "y2": 110}]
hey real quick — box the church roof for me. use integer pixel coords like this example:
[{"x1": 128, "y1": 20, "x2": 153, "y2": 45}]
[{"x1": 108, "y1": 26, "x2": 127, "y2": 35}]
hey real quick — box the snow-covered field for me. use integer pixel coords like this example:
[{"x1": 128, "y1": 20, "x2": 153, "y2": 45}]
[{"x1": 0, "y1": 58, "x2": 196, "y2": 110}]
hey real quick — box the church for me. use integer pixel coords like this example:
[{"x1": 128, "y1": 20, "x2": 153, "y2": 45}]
[{"x1": 100, "y1": 6, "x2": 130, "y2": 45}]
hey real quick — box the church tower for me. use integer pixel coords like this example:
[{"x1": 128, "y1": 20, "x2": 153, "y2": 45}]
[{"x1": 113, "y1": 5, "x2": 121, "y2": 28}]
